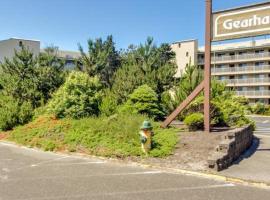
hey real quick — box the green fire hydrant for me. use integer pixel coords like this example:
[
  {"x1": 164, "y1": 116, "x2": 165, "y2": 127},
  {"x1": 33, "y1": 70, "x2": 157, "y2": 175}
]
[{"x1": 139, "y1": 120, "x2": 153, "y2": 154}]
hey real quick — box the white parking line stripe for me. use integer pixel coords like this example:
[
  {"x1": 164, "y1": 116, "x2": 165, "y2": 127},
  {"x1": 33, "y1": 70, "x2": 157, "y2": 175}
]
[
  {"x1": 30, "y1": 156, "x2": 70, "y2": 167},
  {"x1": 11, "y1": 156, "x2": 70, "y2": 171},
  {"x1": 11, "y1": 184, "x2": 235, "y2": 200},
  {"x1": 31, "y1": 161, "x2": 106, "y2": 167},
  {"x1": 2, "y1": 171, "x2": 163, "y2": 182}
]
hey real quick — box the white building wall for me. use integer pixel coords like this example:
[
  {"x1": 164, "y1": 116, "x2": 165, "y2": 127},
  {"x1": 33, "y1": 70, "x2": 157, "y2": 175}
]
[
  {"x1": 171, "y1": 39, "x2": 198, "y2": 77},
  {"x1": 0, "y1": 38, "x2": 40, "y2": 62}
]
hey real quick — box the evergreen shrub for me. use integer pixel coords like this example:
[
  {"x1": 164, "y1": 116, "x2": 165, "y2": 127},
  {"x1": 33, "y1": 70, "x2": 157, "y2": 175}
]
[
  {"x1": 47, "y1": 71, "x2": 102, "y2": 119},
  {"x1": 184, "y1": 113, "x2": 204, "y2": 131}
]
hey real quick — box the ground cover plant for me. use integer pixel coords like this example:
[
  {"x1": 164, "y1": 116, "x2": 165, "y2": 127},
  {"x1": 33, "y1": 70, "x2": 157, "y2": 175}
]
[{"x1": 8, "y1": 114, "x2": 178, "y2": 158}]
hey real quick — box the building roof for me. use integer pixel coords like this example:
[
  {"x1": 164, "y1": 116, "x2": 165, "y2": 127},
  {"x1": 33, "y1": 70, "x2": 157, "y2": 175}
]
[
  {"x1": 0, "y1": 37, "x2": 40, "y2": 43},
  {"x1": 198, "y1": 38, "x2": 270, "y2": 53},
  {"x1": 172, "y1": 39, "x2": 197, "y2": 44},
  {"x1": 40, "y1": 49, "x2": 81, "y2": 59}
]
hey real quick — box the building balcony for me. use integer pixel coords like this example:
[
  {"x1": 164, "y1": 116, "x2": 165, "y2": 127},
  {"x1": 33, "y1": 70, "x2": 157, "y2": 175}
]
[
  {"x1": 198, "y1": 52, "x2": 270, "y2": 65},
  {"x1": 221, "y1": 77, "x2": 270, "y2": 86},
  {"x1": 236, "y1": 90, "x2": 270, "y2": 98},
  {"x1": 212, "y1": 65, "x2": 270, "y2": 75}
]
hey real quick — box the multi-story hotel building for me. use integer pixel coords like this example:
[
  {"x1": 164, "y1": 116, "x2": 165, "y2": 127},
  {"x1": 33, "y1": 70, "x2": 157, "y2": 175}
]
[{"x1": 172, "y1": 38, "x2": 270, "y2": 105}]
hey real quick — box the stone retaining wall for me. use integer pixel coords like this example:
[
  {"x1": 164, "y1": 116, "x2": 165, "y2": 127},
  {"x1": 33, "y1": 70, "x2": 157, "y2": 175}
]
[{"x1": 208, "y1": 125, "x2": 253, "y2": 171}]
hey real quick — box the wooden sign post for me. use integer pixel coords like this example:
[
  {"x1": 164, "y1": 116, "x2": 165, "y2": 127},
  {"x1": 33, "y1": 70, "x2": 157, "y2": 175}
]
[
  {"x1": 204, "y1": 0, "x2": 212, "y2": 132},
  {"x1": 161, "y1": 0, "x2": 212, "y2": 132},
  {"x1": 161, "y1": 1, "x2": 270, "y2": 132}
]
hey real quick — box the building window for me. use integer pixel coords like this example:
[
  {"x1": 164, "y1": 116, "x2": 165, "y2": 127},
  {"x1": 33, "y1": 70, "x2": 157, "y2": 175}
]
[
  {"x1": 186, "y1": 52, "x2": 189, "y2": 57},
  {"x1": 238, "y1": 63, "x2": 247, "y2": 67},
  {"x1": 255, "y1": 62, "x2": 264, "y2": 66},
  {"x1": 238, "y1": 87, "x2": 243, "y2": 91},
  {"x1": 255, "y1": 50, "x2": 264, "y2": 54},
  {"x1": 238, "y1": 51, "x2": 247, "y2": 55},
  {"x1": 217, "y1": 53, "x2": 225, "y2": 57},
  {"x1": 19, "y1": 41, "x2": 23, "y2": 47}
]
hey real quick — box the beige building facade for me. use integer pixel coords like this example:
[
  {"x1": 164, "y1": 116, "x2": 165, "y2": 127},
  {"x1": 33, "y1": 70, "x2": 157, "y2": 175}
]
[
  {"x1": 171, "y1": 39, "x2": 198, "y2": 77},
  {"x1": 0, "y1": 38, "x2": 80, "y2": 68},
  {"x1": 172, "y1": 38, "x2": 270, "y2": 105},
  {"x1": 0, "y1": 38, "x2": 40, "y2": 62}
]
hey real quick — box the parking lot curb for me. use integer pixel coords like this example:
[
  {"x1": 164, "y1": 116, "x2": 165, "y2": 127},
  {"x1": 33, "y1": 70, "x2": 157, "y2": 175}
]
[{"x1": 134, "y1": 163, "x2": 270, "y2": 190}]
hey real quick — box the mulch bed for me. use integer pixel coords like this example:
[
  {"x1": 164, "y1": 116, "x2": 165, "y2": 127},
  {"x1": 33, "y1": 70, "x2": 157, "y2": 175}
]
[{"x1": 140, "y1": 130, "x2": 229, "y2": 171}]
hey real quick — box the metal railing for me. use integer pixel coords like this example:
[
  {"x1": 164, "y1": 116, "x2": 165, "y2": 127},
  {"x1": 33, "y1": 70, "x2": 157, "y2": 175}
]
[
  {"x1": 214, "y1": 52, "x2": 270, "y2": 62},
  {"x1": 236, "y1": 90, "x2": 270, "y2": 96},
  {"x1": 198, "y1": 52, "x2": 270, "y2": 64},
  {"x1": 212, "y1": 65, "x2": 270, "y2": 73},
  {"x1": 221, "y1": 77, "x2": 270, "y2": 84}
]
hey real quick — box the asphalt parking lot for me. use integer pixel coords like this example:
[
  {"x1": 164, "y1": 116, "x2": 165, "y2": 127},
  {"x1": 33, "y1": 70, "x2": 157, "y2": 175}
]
[{"x1": 0, "y1": 141, "x2": 270, "y2": 200}]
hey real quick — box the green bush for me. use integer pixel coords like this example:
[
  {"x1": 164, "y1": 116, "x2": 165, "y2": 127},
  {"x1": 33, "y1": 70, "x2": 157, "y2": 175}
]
[
  {"x1": 8, "y1": 114, "x2": 178, "y2": 158},
  {"x1": 184, "y1": 113, "x2": 204, "y2": 131},
  {"x1": 99, "y1": 90, "x2": 118, "y2": 116},
  {"x1": 179, "y1": 80, "x2": 254, "y2": 129},
  {"x1": 251, "y1": 103, "x2": 268, "y2": 115},
  {"x1": 0, "y1": 95, "x2": 33, "y2": 131},
  {"x1": 119, "y1": 85, "x2": 165, "y2": 120},
  {"x1": 0, "y1": 45, "x2": 65, "y2": 108},
  {"x1": 111, "y1": 38, "x2": 177, "y2": 104},
  {"x1": 47, "y1": 71, "x2": 102, "y2": 119}
]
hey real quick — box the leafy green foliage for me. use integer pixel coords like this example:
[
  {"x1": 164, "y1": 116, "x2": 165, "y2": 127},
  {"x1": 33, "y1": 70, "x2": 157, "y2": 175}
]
[
  {"x1": 111, "y1": 37, "x2": 177, "y2": 104},
  {"x1": 150, "y1": 128, "x2": 178, "y2": 157},
  {"x1": 120, "y1": 85, "x2": 165, "y2": 120},
  {"x1": 37, "y1": 46, "x2": 65, "y2": 101},
  {"x1": 77, "y1": 35, "x2": 120, "y2": 87},
  {"x1": 0, "y1": 45, "x2": 65, "y2": 108},
  {"x1": 184, "y1": 113, "x2": 204, "y2": 131},
  {"x1": 47, "y1": 71, "x2": 102, "y2": 119},
  {"x1": 0, "y1": 45, "x2": 40, "y2": 107},
  {"x1": 99, "y1": 90, "x2": 118, "y2": 116},
  {"x1": 162, "y1": 64, "x2": 203, "y2": 114},
  {"x1": 251, "y1": 103, "x2": 270, "y2": 115},
  {"x1": 0, "y1": 95, "x2": 33, "y2": 131},
  {"x1": 0, "y1": 46, "x2": 64, "y2": 130},
  {"x1": 182, "y1": 80, "x2": 253, "y2": 129},
  {"x1": 8, "y1": 114, "x2": 178, "y2": 157}
]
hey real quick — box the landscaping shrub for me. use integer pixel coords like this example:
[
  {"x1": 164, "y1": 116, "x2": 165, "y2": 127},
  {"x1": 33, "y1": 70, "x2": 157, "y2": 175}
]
[
  {"x1": 0, "y1": 45, "x2": 65, "y2": 108},
  {"x1": 161, "y1": 64, "x2": 202, "y2": 114},
  {"x1": 184, "y1": 113, "x2": 204, "y2": 131},
  {"x1": 111, "y1": 38, "x2": 177, "y2": 104},
  {"x1": 99, "y1": 90, "x2": 118, "y2": 116},
  {"x1": 77, "y1": 35, "x2": 121, "y2": 88},
  {"x1": 0, "y1": 95, "x2": 33, "y2": 131},
  {"x1": 119, "y1": 85, "x2": 165, "y2": 120},
  {"x1": 47, "y1": 71, "x2": 102, "y2": 119},
  {"x1": 178, "y1": 80, "x2": 254, "y2": 129},
  {"x1": 8, "y1": 114, "x2": 178, "y2": 157},
  {"x1": 251, "y1": 103, "x2": 269, "y2": 115}
]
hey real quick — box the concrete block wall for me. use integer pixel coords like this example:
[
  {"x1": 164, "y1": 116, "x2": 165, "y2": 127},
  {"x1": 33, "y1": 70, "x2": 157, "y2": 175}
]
[{"x1": 208, "y1": 125, "x2": 253, "y2": 171}]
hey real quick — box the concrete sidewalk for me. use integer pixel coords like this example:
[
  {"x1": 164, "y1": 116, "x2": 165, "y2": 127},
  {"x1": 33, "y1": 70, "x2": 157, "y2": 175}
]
[{"x1": 219, "y1": 116, "x2": 270, "y2": 184}]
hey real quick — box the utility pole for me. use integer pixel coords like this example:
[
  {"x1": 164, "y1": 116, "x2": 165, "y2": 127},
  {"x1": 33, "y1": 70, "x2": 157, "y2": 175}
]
[{"x1": 204, "y1": 0, "x2": 212, "y2": 132}]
